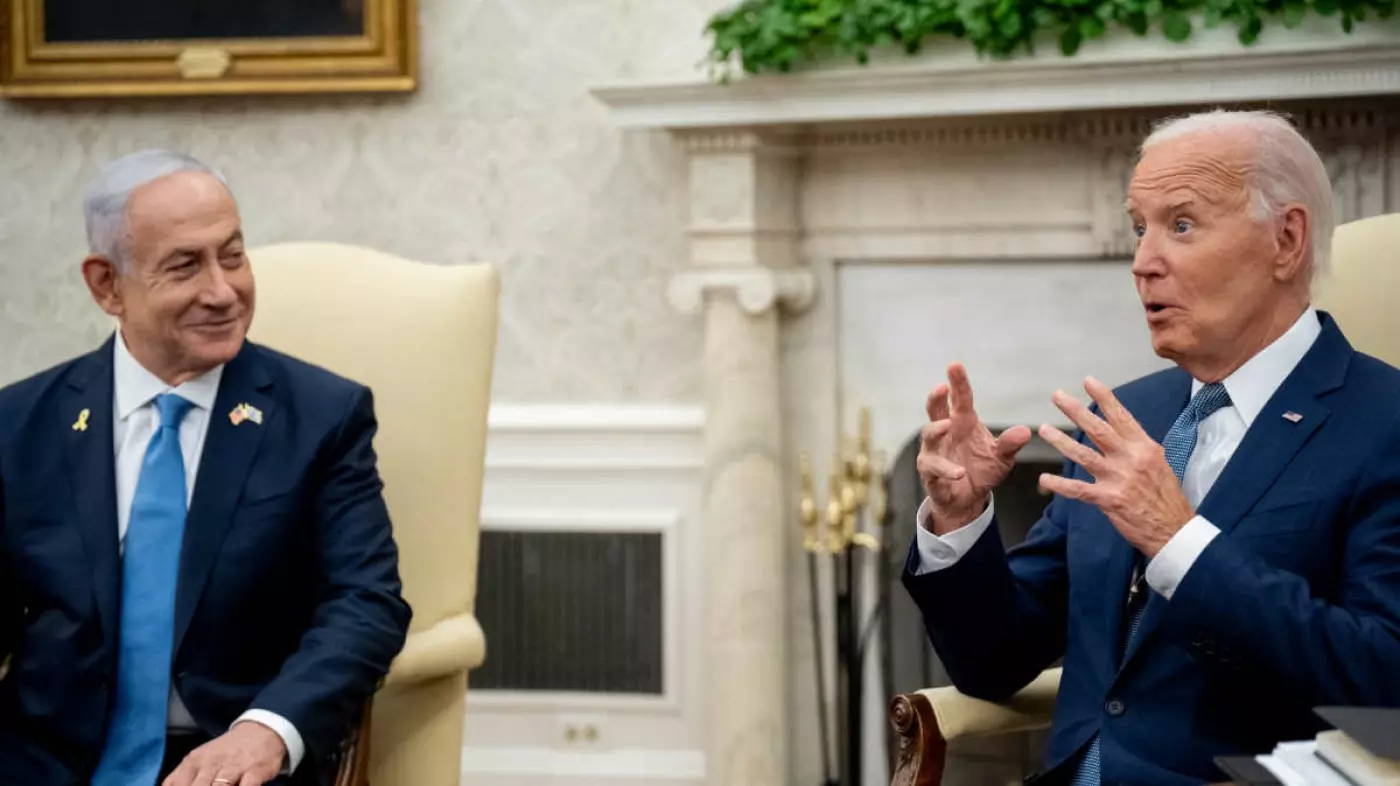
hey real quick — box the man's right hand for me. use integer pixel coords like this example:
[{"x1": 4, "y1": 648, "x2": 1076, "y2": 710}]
[{"x1": 918, "y1": 363, "x2": 1032, "y2": 534}]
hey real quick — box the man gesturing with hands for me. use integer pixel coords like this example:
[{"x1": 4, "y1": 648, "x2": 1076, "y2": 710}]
[{"x1": 903, "y1": 110, "x2": 1400, "y2": 786}]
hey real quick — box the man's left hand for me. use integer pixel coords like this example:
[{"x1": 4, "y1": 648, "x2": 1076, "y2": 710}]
[
  {"x1": 1037, "y1": 377, "x2": 1194, "y2": 558},
  {"x1": 162, "y1": 720, "x2": 286, "y2": 786}
]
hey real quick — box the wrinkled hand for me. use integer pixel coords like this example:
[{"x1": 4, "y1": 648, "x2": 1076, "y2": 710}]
[
  {"x1": 1037, "y1": 377, "x2": 1194, "y2": 558},
  {"x1": 918, "y1": 363, "x2": 1032, "y2": 534},
  {"x1": 162, "y1": 721, "x2": 285, "y2": 786}
]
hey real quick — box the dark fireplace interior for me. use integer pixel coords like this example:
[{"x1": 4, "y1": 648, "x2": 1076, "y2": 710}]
[{"x1": 883, "y1": 427, "x2": 1065, "y2": 694}]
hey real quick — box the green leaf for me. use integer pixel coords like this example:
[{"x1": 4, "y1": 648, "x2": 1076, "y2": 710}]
[
  {"x1": 1162, "y1": 10, "x2": 1192, "y2": 39},
  {"x1": 701, "y1": 0, "x2": 1386, "y2": 77},
  {"x1": 1060, "y1": 24, "x2": 1084, "y2": 53},
  {"x1": 1238, "y1": 13, "x2": 1264, "y2": 42},
  {"x1": 1282, "y1": 0, "x2": 1307, "y2": 25}
]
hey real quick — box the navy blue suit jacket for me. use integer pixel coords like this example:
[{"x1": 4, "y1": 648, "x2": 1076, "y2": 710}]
[
  {"x1": 903, "y1": 315, "x2": 1400, "y2": 785},
  {"x1": 0, "y1": 337, "x2": 411, "y2": 785}
]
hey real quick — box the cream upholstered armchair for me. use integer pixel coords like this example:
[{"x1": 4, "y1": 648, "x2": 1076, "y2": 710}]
[
  {"x1": 887, "y1": 213, "x2": 1400, "y2": 786},
  {"x1": 246, "y1": 242, "x2": 499, "y2": 786}
]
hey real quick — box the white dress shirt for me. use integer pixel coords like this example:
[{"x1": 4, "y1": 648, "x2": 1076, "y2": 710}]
[
  {"x1": 913, "y1": 307, "x2": 1323, "y2": 601},
  {"x1": 113, "y1": 336, "x2": 305, "y2": 773}
]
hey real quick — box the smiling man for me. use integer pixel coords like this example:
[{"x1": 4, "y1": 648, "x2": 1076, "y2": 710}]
[
  {"x1": 904, "y1": 110, "x2": 1400, "y2": 784},
  {"x1": 0, "y1": 150, "x2": 410, "y2": 786}
]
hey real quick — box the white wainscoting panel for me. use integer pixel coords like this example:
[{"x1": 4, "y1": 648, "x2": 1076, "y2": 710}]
[{"x1": 463, "y1": 404, "x2": 706, "y2": 786}]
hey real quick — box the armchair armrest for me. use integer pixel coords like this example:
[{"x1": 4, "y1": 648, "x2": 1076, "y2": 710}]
[
  {"x1": 382, "y1": 612, "x2": 486, "y2": 690},
  {"x1": 889, "y1": 667, "x2": 1061, "y2": 786},
  {"x1": 334, "y1": 613, "x2": 486, "y2": 786}
]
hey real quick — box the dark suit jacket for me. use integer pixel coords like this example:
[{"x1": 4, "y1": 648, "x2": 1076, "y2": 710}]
[
  {"x1": 0, "y1": 337, "x2": 411, "y2": 785},
  {"x1": 903, "y1": 314, "x2": 1400, "y2": 785}
]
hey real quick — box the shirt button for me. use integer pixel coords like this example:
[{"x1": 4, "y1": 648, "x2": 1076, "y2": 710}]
[{"x1": 1105, "y1": 699, "x2": 1126, "y2": 717}]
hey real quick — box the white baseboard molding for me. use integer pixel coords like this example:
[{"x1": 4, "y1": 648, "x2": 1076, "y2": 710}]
[{"x1": 461, "y1": 747, "x2": 705, "y2": 781}]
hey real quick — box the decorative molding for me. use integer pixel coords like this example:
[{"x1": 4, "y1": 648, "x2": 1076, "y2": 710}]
[
  {"x1": 461, "y1": 747, "x2": 705, "y2": 781},
  {"x1": 591, "y1": 20, "x2": 1400, "y2": 130},
  {"x1": 480, "y1": 507, "x2": 682, "y2": 533},
  {"x1": 805, "y1": 121, "x2": 1074, "y2": 150},
  {"x1": 484, "y1": 404, "x2": 705, "y2": 473},
  {"x1": 1323, "y1": 140, "x2": 1389, "y2": 224},
  {"x1": 676, "y1": 129, "x2": 803, "y2": 156},
  {"x1": 668, "y1": 267, "x2": 817, "y2": 316},
  {"x1": 489, "y1": 404, "x2": 704, "y2": 433},
  {"x1": 1090, "y1": 144, "x2": 1139, "y2": 258}
]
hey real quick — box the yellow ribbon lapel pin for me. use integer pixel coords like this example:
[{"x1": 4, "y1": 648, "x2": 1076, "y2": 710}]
[
  {"x1": 229, "y1": 402, "x2": 264, "y2": 427},
  {"x1": 72, "y1": 408, "x2": 90, "y2": 432}
]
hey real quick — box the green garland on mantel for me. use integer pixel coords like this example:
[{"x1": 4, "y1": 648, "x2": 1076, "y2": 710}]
[{"x1": 704, "y1": 0, "x2": 1394, "y2": 78}]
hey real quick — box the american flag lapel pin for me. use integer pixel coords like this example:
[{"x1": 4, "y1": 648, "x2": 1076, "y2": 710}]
[
  {"x1": 228, "y1": 402, "x2": 263, "y2": 426},
  {"x1": 1282, "y1": 411, "x2": 1303, "y2": 423}
]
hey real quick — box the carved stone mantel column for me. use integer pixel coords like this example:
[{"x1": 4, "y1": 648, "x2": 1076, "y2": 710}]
[{"x1": 667, "y1": 130, "x2": 813, "y2": 786}]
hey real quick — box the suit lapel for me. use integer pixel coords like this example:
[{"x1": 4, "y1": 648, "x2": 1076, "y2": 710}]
[
  {"x1": 1119, "y1": 314, "x2": 1350, "y2": 671},
  {"x1": 1193, "y1": 319, "x2": 1349, "y2": 535},
  {"x1": 173, "y1": 343, "x2": 275, "y2": 655},
  {"x1": 61, "y1": 337, "x2": 120, "y2": 643},
  {"x1": 1104, "y1": 369, "x2": 1190, "y2": 671}
]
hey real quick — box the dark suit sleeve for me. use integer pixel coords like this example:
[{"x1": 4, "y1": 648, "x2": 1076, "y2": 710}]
[
  {"x1": 0, "y1": 457, "x2": 14, "y2": 667},
  {"x1": 247, "y1": 387, "x2": 412, "y2": 759},
  {"x1": 1161, "y1": 427, "x2": 1400, "y2": 706},
  {"x1": 901, "y1": 452, "x2": 1078, "y2": 701}
]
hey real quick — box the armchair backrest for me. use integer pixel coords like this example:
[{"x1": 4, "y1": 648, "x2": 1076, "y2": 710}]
[
  {"x1": 246, "y1": 242, "x2": 499, "y2": 784},
  {"x1": 1316, "y1": 213, "x2": 1400, "y2": 367}
]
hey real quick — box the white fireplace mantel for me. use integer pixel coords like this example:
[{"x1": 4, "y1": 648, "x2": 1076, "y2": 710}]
[
  {"x1": 589, "y1": 21, "x2": 1399, "y2": 786},
  {"x1": 592, "y1": 17, "x2": 1400, "y2": 129}
]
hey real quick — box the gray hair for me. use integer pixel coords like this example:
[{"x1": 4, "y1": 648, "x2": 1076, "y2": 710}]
[
  {"x1": 83, "y1": 149, "x2": 228, "y2": 272},
  {"x1": 1140, "y1": 110, "x2": 1336, "y2": 286}
]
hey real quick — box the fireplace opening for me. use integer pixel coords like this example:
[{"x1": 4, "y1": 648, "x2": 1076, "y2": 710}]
[{"x1": 883, "y1": 427, "x2": 1065, "y2": 693}]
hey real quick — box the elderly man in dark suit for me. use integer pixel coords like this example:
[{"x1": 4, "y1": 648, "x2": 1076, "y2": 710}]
[
  {"x1": 0, "y1": 150, "x2": 411, "y2": 786},
  {"x1": 904, "y1": 110, "x2": 1400, "y2": 785}
]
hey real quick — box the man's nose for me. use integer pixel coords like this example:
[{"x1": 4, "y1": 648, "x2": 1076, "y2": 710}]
[
  {"x1": 202, "y1": 263, "x2": 238, "y2": 307},
  {"x1": 1131, "y1": 231, "x2": 1163, "y2": 278}
]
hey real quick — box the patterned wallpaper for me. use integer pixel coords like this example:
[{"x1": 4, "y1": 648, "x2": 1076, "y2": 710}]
[{"x1": 0, "y1": 0, "x2": 723, "y2": 400}]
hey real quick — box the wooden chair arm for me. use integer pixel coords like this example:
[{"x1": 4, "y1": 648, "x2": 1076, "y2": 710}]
[
  {"x1": 333, "y1": 698, "x2": 374, "y2": 786},
  {"x1": 889, "y1": 667, "x2": 1062, "y2": 786}
]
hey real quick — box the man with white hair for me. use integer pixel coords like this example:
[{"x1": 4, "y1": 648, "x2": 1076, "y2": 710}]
[
  {"x1": 0, "y1": 150, "x2": 410, "y2": 785},
  {"x1": 904, "y1": 109, "x2": 1400, "y2": 784}
]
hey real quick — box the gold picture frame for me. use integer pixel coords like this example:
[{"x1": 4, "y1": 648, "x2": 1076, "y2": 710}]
[{"x1": 0, "y1": 0, "x2": 417, "y2": 98}]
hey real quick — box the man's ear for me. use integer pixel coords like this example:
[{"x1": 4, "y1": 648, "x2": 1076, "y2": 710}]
[
  {"x1": 1273, "y1": 205, "x2": 1311, "y2": 285},
  {"x1": 81, "y1": 255, "x2": 125, "y2": 318}
]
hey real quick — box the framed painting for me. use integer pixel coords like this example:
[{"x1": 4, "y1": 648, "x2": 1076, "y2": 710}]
[{"x1": 0, "y1": 0, "x2": 416, "y2": 98}]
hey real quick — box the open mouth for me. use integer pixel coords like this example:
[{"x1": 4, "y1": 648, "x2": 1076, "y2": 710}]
[{"x1": 1144, "y1": 303, "x2": 1170, "y2": 314}]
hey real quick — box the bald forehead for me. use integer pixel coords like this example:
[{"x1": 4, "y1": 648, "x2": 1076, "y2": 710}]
[
  {"x1": 123, "y1": 170, "x2": 242, "y2": 263},
  {"x1": 127, "y1": 170, "x2": 235, "y2": 216},
  {"x1": 1128, "y1": 131, "x2": 1255, "y2": 211}
]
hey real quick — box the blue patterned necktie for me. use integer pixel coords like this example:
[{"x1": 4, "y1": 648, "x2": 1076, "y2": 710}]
[
  {"x1": 1070, "y1": 382, "x2": 1231, "y2": 785},
  {"x1": 93, "y1": 393, "x2": 194, "y2": 786}
]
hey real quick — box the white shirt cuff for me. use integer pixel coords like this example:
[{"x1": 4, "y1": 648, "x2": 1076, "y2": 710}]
[
  {"x1": 235, "y1": 709, "x2": 305, "y2": 775},
  {"x1": 1144, "y1": 515, "x2": 1221, "y2": 600},
  {"x1": 912, "y1": 495, "x2": 996, "y2": 575}
]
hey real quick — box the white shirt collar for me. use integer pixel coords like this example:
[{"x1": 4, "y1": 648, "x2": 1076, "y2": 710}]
[
  {"x1": 113, "y1": 332, "x2": 224, "y2": 421},
  {"x1": 1191, "y1": 307, "x2": 1322, "y2": 428}
]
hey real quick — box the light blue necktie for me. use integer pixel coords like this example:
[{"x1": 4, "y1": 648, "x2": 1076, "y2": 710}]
[
  {"x1": 1070, "y1": 382, "x2": 1231, "y2": 785},
  {"x1": 93, "y1": 393, "x2": 194, "y2": 786}
]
